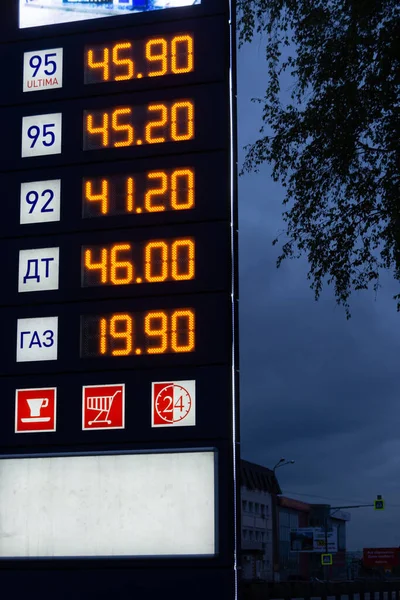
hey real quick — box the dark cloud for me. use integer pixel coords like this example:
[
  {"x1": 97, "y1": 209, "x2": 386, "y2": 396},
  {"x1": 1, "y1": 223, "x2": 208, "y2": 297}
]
[{"x1": 238, "y1": 38, "x2": 400, "y2": 550}]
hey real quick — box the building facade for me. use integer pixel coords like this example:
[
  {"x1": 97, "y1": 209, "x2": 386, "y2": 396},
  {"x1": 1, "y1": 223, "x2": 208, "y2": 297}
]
[
  {"x1": 240, "y1": 460, "x2": 350, "y2": 581},
  {"x1": 240, "y1": 459, "x2": 281, "y2": 581},
  {"x1": 277, "y1": 496, "x2": 310, "y2": 580}
]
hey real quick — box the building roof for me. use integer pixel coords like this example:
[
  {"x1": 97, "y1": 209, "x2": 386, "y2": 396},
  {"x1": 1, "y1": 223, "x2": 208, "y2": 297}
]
[
  {"x1": 279, "y1": 496, "x2": 311, "y2": 512},
  {"x1": 240, "y1": 459, "x2": 282, "y2": 495}
]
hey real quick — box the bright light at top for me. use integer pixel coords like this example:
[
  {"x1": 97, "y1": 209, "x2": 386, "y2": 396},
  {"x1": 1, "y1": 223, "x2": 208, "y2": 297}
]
[{"x1": 19, "y1": 0, "x2": 201, "y2": 30}]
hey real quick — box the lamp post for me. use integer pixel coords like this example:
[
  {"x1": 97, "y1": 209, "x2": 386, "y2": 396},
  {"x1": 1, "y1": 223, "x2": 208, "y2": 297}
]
[
  {"x1": 271, "y1": 458, "x2": 295, "y2": 582},
  {"x1": 273, "y1": 458, "x2": 295, "y2": 474},
  {"x1": 322, "y1": 496, "x2": 384, "y2": 580}
]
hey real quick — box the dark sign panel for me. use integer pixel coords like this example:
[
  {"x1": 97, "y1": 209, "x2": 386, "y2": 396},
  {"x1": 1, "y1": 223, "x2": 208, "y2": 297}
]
[{"x1": 0, "y1": 0, "x2": 238, "y2": 597}]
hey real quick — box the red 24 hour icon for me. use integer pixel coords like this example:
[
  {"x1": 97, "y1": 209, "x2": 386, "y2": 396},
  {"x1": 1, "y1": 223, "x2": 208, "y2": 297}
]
[{"x1": 152, "y1": 380, "x2": 195, "y2": 427}]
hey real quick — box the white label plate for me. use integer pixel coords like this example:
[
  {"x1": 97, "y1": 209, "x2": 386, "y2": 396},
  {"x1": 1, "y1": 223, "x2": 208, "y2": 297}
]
[
  {"x1": 23, "y1": 48, "x2": 63, "y2": 93},
  {"x1": 16, "y1": 317, "x2": 58, "y2": 362},
  {"x1": 21, "y1": 113, "x2": 62, "y2": 158},
  {"x1": 20, "y1": 179, "x2": 61, "y2": 225},
  {"x1": 18, "y1": 247, "x2": 60, "y2": 293}
]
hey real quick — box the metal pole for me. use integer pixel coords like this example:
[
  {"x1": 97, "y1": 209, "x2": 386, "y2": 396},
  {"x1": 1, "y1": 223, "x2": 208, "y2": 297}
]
[
  {"x1": 272, "y1": 492, "x2": 279, "y2": 581},
  {"x1": 324, "y1": 514, "x2": 329, "y2": 581}
]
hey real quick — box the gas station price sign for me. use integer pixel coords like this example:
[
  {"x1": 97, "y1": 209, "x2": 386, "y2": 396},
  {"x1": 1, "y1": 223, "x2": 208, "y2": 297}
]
[
  {"x1": 82, "y1": 167, "x2": 195, "y2": 216},
  {"x1": 82, "y1": 238, "x2": 195, "y2": 286},
  {"x1": 83, "y1": 99, "x2": 194, "y2": 149},
  {"x1": 84, "y1": 33, "x2": 194, "y2": 84},
  {"x1": 81, "y1": 308, "x2": 195, "y2": 357},
  {"x1": 0, "y1": 0, "x2": 238, "y2": 598}
]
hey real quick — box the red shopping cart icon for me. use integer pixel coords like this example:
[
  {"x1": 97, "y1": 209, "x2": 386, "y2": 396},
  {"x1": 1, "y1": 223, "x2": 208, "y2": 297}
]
[{"x1": 82, "y1": 384, "x2": 125, "y2": 430}]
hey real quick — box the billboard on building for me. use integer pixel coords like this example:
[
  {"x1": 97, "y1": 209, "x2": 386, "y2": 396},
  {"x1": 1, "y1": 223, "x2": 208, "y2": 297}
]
[
  {"x1": 363, "y1": 548, "x2": 400, "y2": 568},
  {"x1": 313, "y1": 528, "x2": 338, "y2": 553},
  {"x1": 290, "y1": 527, "x2": 338, "y2": 553},
  {"x1": 290, "y1": 527, "x2": 314, "y2": 552},
  {"x1": 20, "y1": 0, "x2": 201, "y2": 29}
]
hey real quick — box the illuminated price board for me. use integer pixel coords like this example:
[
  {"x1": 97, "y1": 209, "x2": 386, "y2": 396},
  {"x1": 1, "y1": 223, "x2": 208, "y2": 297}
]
[
  {"x1": 84, "y1": 34, "x2": 194, "y2": 83},
  {"x1": 81, "y1": 308, "x2": 196, "y2": 357},
  {"x1": 82, "y1": 167, "x2": 195, "y2": 217},
  {"x1": 82, "y1": 238, "x2": 195, "y2": 286},
  {"x1": 0, "y1": 16, "x2": 227, "y2": 106},
  {"x1": 83, "y1": 99, "x2": 195, "y2": 149},
  {"x1": 0, "y1": 222, "x2": 229, "y2": 304},
  {"x1": 0, "y1": 0, "x2": 238, "y2": 597}
]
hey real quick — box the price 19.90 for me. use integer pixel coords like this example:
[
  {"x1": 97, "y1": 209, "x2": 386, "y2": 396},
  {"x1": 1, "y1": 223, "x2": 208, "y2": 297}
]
[{"x1": 81, "y1": 309, "x2": 195, "y2": 357}]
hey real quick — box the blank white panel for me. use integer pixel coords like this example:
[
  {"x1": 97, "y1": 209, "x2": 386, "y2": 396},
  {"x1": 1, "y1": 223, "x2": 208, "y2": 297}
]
[{"x1": 0, "y1": 451, "x2": 216, "y2": 557}]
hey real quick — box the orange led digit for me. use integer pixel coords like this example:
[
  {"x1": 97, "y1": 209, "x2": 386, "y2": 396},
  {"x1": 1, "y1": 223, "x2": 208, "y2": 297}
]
[
  {"x1": 126, "y1": 177, "x2": 135, "y2": 212},
  {"x1": 171, "y1": 310, "x2": 195, "y2": 352},
  {"x1": 87, "y1": 112, "x2": 109, "y2": 147},
  {"x1": 112, "y1": 43, "x2": 134, "y2": 81},
  {"x1": 171, "y1": 101, "x2": 194, "y2": 141},
  {"x1": 171, "y1": 239, "x2": 195, "y2": 281},
  {"x1": 87, "y1": 47, "x2": 110, "y2": 81},
  {"x1": 110, "y1": 244, "x2": 134, "y2": 285},
  {"x1": 145, "y1": 172, "x2": 168, "y2": 212},
  {"x1": 85, "y1": 179, "x2": 109, "y2": 214},
  {"x1": 100, "y1": 318, "x2": 107, "y2": 354},
  {"x1": 109, "y1": 314, "x2": 133, "y2": 356},
  {"x1": 144, "y1": 311, "x2": 168, "y2": 354},
  {"x1": 146, "y1": 38, "x2": 168, "y2": 77},
  {"x1": 145, "y1": 241, "x2": 168, "y2": 283},
  {"x1": 84, "y1": 248, "x2": 108, "y2": 283},
  {"x1": 145, "y1": 104, "x2": 168, "y2": 144},
  {"x1": 171, "y1": 169, "x2": 195, "y2": 209},
  {"x1": 171, "y1": 35, "x2": 194, "y2": 74},
  {"x1": 112, "y1": 108, "x2": 134, "y2": 147}
]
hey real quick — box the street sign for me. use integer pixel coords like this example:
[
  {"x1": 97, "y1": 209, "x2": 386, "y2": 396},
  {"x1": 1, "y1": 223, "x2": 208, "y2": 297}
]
[
  {"x1": 363, "y1": 548, "x2": 399, "y2": 568},
  {"x1": 0, "y1": 0, "x2": 238, "y2": 598},
  {"x1": 321, "y1": 554, "x2": 333, "y2": 566}
]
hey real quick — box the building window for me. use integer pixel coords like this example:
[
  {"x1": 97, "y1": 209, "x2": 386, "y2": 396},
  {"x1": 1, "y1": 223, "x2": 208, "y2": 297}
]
[
  {"x1": 242, "y1": 500, "x2": 248, "y2": 512},
  {"x1": 289, "y1": 513, "x2": 299, "y2": 528},
  {"x1": 255, "y1": 503, "x2": 260, "y2": 514},
  {"x1": 249, "y1": 502, "x2": 254, "y2": 513},
  {"x1": 243, "y1": 529, "x2": 248, "y2": 540},
  {"x1": 280, "y1": 511, "x2": 289, "y2": 526}
]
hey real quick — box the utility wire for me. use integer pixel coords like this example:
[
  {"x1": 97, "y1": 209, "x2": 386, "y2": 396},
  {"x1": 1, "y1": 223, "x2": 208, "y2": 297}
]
[{"x1": 282, "y1": 489, "x2": 400, "y2": 508}]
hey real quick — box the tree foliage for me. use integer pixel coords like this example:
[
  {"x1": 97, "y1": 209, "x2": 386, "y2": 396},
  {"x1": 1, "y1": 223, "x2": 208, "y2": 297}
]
[{"x1": 238, "y1": 0, "x2": 400, "y2": 317}]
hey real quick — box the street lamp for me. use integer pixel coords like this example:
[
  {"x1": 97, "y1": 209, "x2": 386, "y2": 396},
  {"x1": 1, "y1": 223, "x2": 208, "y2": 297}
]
[
  {"x1": 273, "y1": 457, "x2": 295, "y2": 473},
  {"x1": 271, "y1": 457, "x2": 295, "y2": 581}
]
